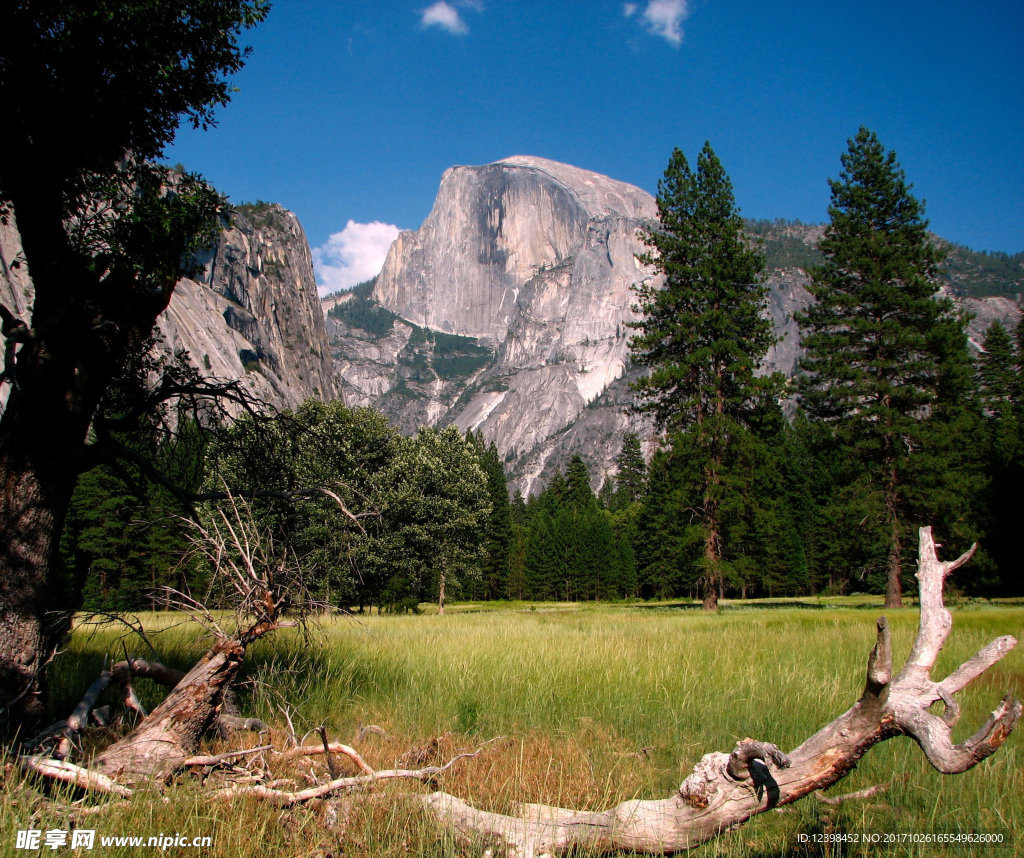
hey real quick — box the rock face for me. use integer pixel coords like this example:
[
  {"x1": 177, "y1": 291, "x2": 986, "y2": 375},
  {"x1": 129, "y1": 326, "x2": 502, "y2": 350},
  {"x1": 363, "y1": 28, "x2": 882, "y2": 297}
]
[
  {"x1": 374, "y1": 156, "x2": 655, "y2": 343},
  {"x1": 329, "y1": 157, "x2": 1023, "y2": 496},
  {"x1": 161, "y1": 203, "x2": 340, "y2": 408},
  {"x1": 336, "y1": 156, "x2": 663, "y2": 494},
  {"x1": 0, "y1": 203, "x2": 339, "y2": 417}
]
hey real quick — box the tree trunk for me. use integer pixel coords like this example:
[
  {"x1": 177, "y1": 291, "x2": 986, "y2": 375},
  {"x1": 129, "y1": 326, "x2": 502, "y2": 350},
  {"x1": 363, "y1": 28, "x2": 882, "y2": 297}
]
[
  {"x1": 882, "y1": 435, "x2": 903, "y2": 608},
  {"x1": 0, "y1": 194, "x2": 175, "y2": 721},
  {"x1": 423, "y1": 527, "x2": 1020, "y2": 856},
  {"x1": 93, "y1": 638, "x2": 246, "y2": 783},
  {"x1": 0, "y1": 384, "x2": 90, "y2": 721},
  {"x1": 701, "y1": 526, "x2": 720, "y2": 612},
  {"x1": 884, "y1": 493, "x2": 903, "y2": 608}
]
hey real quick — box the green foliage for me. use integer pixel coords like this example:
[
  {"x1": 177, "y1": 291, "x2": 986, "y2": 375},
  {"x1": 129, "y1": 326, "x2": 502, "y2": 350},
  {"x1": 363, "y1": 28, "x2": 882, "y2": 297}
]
[
  {"x1": 468, "y1": 432, "x2": 513, "y2": 600},
  {"x1": 373, "y1": 426, "x2": 491, "y2": 608},
  {"x1": 941, "y1": 243, "x2": 1024, "y2": 299},
  {"x1": 234, "y1": 200, "x2": 283, "y2": 231},
  {"x1": 795, "y1": 127, "x2": 970, "y2": 605},
  {"x1": 744, "y1": 218, "x2": 824, "y2": 269},
  {"x1": 327, "y1": 279, "x2": 399, "y2": 338},
  {"x1": 207, "y1": 402, "x2": 492, "y2": 611},
  {"x1": 973, "y1": 321, "x2": 1024, "y2": 594},
  {"x1": 607, "y1": 432, "x2": 646, "y2": 511},
  {"x1": 629, "y1": 142, "x2": 780, "y2": 607}
]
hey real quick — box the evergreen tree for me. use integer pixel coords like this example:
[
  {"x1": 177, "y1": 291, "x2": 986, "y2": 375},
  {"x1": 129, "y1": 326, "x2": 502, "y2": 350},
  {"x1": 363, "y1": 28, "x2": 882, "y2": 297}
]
[
  {"x1": 613, "y1": 433, "x2": 647, "y2": 509},
  {"x1": 469, "y1": 433, "x2": 512, "y2": 600},
  {"x1": 796, "y1": 127, "x2": 961, "y2": 608},
  {"x1": 629, "y1": 143, "x2": 777, "y2": 609},
  {"x1": 597, "y1": 477, "x2": 618, "y2": 511},
  {"x1": 977, "y1": 320, "x2": 1023, "y2": 593},
  {"x1": 979, "y1": 321, "x2": 1018, "y2": 408},
  {"x1": 524, "y1": 509, "x2": 560, "y2": 600},
  {"x1": 634, "y1": 443, "x2": 704, "y2": 600},
  {"x1": 564, "y1": 456, "x2": 596, "y2": 509}
]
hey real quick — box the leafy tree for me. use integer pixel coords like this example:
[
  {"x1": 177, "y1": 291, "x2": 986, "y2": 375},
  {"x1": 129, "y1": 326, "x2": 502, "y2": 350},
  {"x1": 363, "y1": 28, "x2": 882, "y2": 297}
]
[
  {"x1": 374, "y1": 427, "x2": 491, "y2": 614},
  {"x1": 795, "y1": 127, "x2": 964, "y2": 607},
  {"x1": 0, "y1": 0, "x2": 267, "y2": 718},
  {"x1": 629, "y1": 143, "x2": 777, "y2": 609},
  {"x1": 210, "y1": 401, "x2": 401, "y2": 611}
]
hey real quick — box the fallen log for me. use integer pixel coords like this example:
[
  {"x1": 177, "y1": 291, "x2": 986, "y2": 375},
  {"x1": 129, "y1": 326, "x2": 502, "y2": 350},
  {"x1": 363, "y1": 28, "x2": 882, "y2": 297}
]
[
  {"x1": 14, "y1": 526, "x2": 1019, "y2": 857},
  {"x1": 420, "y1": 527, "x2": 1020, "y2": 856}
]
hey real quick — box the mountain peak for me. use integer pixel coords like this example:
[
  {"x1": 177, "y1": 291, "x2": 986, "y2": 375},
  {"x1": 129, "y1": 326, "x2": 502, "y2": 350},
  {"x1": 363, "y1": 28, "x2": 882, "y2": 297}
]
[{"x1": 484, "y1": 155, "x2": 656, "y2": 221}]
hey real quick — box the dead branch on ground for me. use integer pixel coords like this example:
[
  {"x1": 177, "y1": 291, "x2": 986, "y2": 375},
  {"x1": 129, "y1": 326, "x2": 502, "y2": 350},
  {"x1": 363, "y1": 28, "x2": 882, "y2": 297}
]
[
  {"x1": 419, "y1": 527, "x2": 1020, "y2": 856},
  {"x1": 13, "y1": 527, "x2": 1019, "y2": 857}
]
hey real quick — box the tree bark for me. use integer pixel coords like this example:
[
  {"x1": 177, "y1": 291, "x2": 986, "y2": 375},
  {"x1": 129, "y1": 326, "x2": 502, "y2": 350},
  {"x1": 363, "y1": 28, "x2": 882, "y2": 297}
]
[
  {"x1": 423, "y1": 527, "x2": 1020, "y2": 856},
  {"x1": 0, "y1": 369, "x2": 93, "y2": 720},
  {"x1": 0, "y1": 195, "x2": 175, "y2": 722},
  {"x1": 883, "y1": 460, "x2": 903, "y2": 608},
  {"x1": 93, "y1": 638, "x2": 246, "y2": 783}
]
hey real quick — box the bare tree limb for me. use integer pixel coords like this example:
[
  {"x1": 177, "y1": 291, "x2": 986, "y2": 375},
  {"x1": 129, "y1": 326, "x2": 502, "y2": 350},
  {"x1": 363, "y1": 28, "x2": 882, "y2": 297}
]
[
  {"x1": 19, "y1": 756, "x2": 134, "y2": 798},
  {"x1": 183, "y1": 745, "x2": 273, "y2": 767},
  {"x1": 420, "y1": 526, "x2": 1020, "y2": 857}
]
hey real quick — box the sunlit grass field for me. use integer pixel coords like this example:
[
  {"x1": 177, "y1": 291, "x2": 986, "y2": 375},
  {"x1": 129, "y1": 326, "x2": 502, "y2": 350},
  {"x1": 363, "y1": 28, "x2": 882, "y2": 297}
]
[{"x1": 4, "y1": 598, "x2": 1022, "y2": 856}]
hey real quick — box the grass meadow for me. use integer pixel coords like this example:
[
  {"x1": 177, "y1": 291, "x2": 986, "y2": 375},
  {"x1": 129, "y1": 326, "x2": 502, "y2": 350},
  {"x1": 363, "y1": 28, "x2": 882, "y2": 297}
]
[{"x1": 3, "y1": 598, "x2": 1022, "y2": 857}]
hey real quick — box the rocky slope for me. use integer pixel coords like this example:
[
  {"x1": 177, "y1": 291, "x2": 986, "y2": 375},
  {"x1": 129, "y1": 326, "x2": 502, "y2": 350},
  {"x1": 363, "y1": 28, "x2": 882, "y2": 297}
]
[
  {"x1": 1, "y1": 202, "x2": 339, "y2": 417},
  {"x1": 327, "y1": 158, "x2": 1022, "y2": 496},
  {"x1": 332, "y1": 156, "x2": 664, "y2": 494}
]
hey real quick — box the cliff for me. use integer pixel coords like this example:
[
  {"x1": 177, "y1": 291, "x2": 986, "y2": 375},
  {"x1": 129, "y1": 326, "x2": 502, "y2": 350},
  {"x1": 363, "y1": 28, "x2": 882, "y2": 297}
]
[
  {"x1": 0, "y1": 202, "x2": 339, "y2": 417},
  {"x1": 332, "y1": 156, "x2": 664, "y2": 494},
  {"x1": 161, "y1": 203, "x2": 340, "y2": 408},
  {"x1": 328, "y1": 158, "x2": 1022, "y2": 495}
]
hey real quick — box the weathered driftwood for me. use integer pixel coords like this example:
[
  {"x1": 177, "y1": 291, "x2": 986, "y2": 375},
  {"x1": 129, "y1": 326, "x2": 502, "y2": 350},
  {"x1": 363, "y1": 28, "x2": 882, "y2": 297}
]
[
  {"x1": 91, "y1": 500, "x2": 290, "y2": 783},
  {"x1": 92, "y1": 637, "x2": 249, "y2": 782},
  {"x1": 420, "y1": 527, "x2": 1021, "y2": 857},
  {"x1": 19, "y1": 755, "x2": 133, "y2": 798}
]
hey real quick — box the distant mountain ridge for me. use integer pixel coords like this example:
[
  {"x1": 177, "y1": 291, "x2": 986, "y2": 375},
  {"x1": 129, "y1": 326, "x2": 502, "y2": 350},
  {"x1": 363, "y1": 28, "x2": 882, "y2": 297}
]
[
  {"x1": 325, "y1": 158, "x2": 1021, "y2": 495},
  {"x1": 2, "y1": 158, "x2": 1019, "y2": 496}
]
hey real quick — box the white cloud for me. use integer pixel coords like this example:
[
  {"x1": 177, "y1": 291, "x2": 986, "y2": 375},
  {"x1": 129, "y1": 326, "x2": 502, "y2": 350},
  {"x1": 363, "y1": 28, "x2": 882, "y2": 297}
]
[
  {"x1": 623, "y1": 3, "x2": 639, "y2": 17},
  {"x1": 313, "y1": 220, "x2": 401, "y2": 296},
  {"x1": 421, "y1": 1, "x2": 468, "y2": 35},
  {"x1": 633, "y1": 0, "x2": 689, "y2": 46}
]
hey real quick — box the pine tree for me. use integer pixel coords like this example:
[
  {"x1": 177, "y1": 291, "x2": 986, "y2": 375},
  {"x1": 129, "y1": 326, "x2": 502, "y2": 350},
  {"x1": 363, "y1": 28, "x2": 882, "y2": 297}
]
[
  {"x1": 796, "y1": 127, "x2": 961, "y2": 608},
  {"x1": 564, "y1": 456, "x2": 596, "y2": 509},
  {"x1": 468, "y1": 433, "x2": 512, "y2": 600},
  {"x1": 629, "y1": 143, "x2": 776, "y2": 609},
  {"x1": 614, "y1": 433, "x2": 647, "y2": 508},
  {"x1": 979, "y1": 321, "x2": 1018, "y2": 408},
  {"x1": 977, "y1": 320, "x2": 1023, "y2": 592}
]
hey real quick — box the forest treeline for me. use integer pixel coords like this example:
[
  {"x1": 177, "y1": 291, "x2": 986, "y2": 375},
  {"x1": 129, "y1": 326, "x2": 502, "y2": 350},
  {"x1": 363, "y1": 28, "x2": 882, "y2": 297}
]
[
  {"x1": 63, "y1": 314, "x2": 1023, "y2": 612},
  {"x1": 61, "y1": 131, "x2": 1024, "y2": 612}
]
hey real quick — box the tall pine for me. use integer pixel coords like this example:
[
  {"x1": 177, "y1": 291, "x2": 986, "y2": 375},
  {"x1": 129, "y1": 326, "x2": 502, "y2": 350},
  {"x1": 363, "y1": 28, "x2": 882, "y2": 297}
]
[
  {"x1": 629, "y1": 143, "x2": 776, "y2": 609},
  {"x1": 796, "y1": 127, "x2": 961, "y2": 607}
]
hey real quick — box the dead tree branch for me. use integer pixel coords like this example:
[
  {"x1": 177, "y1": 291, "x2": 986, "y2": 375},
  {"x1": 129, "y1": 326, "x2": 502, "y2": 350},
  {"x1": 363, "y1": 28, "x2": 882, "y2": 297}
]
[
  {"x1": 421, "y1": 527, "x2": 1020, "y2": 856},
  {"x1": 14, "y1": 526, "x2": 1017, "y2": 857}
]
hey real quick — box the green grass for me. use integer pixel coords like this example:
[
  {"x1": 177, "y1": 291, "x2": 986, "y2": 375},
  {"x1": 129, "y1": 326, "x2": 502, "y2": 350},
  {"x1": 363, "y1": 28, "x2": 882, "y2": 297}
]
[{"x1": 3, "y1": 603, "x2": 1021, "y2": 856}]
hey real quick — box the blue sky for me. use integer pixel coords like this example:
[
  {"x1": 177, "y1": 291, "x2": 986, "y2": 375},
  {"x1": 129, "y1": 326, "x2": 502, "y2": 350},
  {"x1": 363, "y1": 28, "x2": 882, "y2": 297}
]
[{"x1": 166, "y1": 1, "x2": 1024, "y2": 293}]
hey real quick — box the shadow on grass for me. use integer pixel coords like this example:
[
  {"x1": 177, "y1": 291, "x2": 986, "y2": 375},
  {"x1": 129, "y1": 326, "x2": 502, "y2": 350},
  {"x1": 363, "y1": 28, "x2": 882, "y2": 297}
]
[{"x1": 629, "y1": 600, "x2": 877, "y2": 612}]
